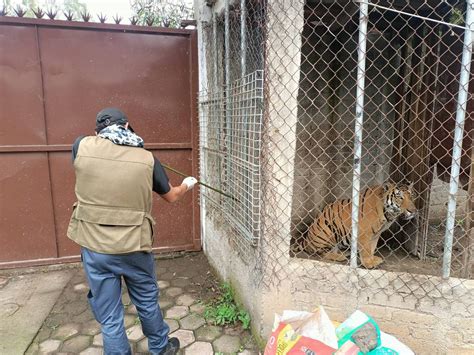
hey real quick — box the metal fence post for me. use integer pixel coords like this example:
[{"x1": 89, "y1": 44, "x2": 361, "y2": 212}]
[
  {"x1": 224, "y1": 0, "x2": 232, "y2": 195},
  {"x1": 350, "y1": 0, "x2": 369, "y2": 268},
  {"x1": 213, "y1": 11, "x2": 218, "y2": 89},
  {"x1": 241, "y1": 0, "x2": 247, "y2": 78},
  {"x1": 442, "y1": 0, "x2": 474, "y2": 279}
]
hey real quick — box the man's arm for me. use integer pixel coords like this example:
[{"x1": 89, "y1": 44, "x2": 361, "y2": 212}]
[
  {"x1": 72, "y1": 136, "x2": 86, "y2": 162},
  {"x1": 160, "y1": 182, "x2": 190, "y2": 203},
  {"x1": 153, "y1": 157, "x2": 197, "y2": 203}
]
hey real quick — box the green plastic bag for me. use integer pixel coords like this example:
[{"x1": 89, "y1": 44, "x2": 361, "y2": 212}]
[
  {"x1": 336, "y1": 310, "x2": 381, "y2": 354},
  {"x1": 336, "y1": 311, "x2": 413, "y2": 355}
]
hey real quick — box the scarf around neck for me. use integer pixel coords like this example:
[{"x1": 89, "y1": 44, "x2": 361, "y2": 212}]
[{"x1": 98, "y1": 124, "x2": 144, "y2": 148}]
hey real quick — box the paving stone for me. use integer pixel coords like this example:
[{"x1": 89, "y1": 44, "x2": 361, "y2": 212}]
[
  {"x1": 127, "y1": 324, "x2": 145, "y2": 341},
  {"x1": 166, "y1": 287, "x2": 183, "y2": 297},
  {"x1": 195, "y1": 325, "x2": 222, "y2": 342},
  {"x1": 126, "y1": 303, "x2": 138, "y2": 315},
  {"x1": 170, "y1": 329, "x2": 195, "y2": 348},
  {"x1": 74, "y1": 283, "x2": 88, "y2": 292},
  {"x1": 39, "y1": 339, "x2": 61, "y2": 353},
  {"x1": 243, "y1": 335, "x2": 259, "y2": 350},
  {"x1": 37, "y1": 327, "x2": 53, "y2": 342},
  {"x1": 68, "y1": 300, "x2": 90, "y2": 316},
  {"x1": 224, "y1": 325, "x2": 244, "y2": 336},
  {"x1": 25, "y1": 342, "x2": 39, "y2": 354},
  {"x1": 73, "y1": 308, "x2": 95, "y2": 323},
  {"x1": 159, "y1": 298, "x2": 174, "y2": 310},
  {"x1": 165, "y1": 306, "x2": 189, "y2": 319},
  {"x1": 81, "y1": 320, "x2": 101, "y2": 336},
  {"x1": 137, "y1": 338, "x2": 149, "y2": 353},
  {"x1": 190, "y1": 303, "x2": 206, "y2": 315},
  {"x1": 93, "y1": 333, "x2": 103, "y2": 346},
  {"x1": 165, "y1": 319, "x2": 180, "y2": 333},
  {"x1": 0, "y1": 276, "x2": 9, "y2": 288},
  {"x1": 184, "y1": 341, "x2": 213, "y2": 354},
  {"x1": 160, "y1": 272, "x2": 175, "y2": 280},
  {"x1": 158, "y1": 280, "x2": 170, "y2": 289},
  {"x1": 156, "y1": 264, "x2": 169, "y2": 273},
  {"x1": 176, "y1": 294, "x2": 196, "y2": 307},
  {"x1": 122, "y1": 292, "x2": 132, "y2": 306},
  {"x1": 52, "y1": 323, "x2": 80, "y2": 340},
  {"x1": 61, "y1": 335, "x2": 91, "y2": 353},
  {"x1": 171, "y1": 277, "x2": 191, "y2": 288},
  {"x1": 239, "y1": 350, "x2": 259, "y2": 355},
  {"x1": 213, "y1": 334, "x2": 242, "y2": 354},
  {"x1": 124, "y1": 314, "x2": 138, "y2": 329},
  {"x1": 180, "y1": 313, "x2": 206, "y2": 330},
  {"x1": 80, "y1": 347, "x2": 103, "y2": 355}
]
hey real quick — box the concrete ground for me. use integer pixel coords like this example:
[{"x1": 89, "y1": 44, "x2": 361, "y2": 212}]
[{"x1": 0, "y1": 252, "x2": 260, "y2": 355}]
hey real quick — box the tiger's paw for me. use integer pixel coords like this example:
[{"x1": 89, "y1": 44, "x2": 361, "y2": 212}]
[
  {"x1": 361, "y1": 256, "x2": 384, "y2": 269},
  {"x1": 323, "y1": 251, "x2": 347, "y2": 262}
]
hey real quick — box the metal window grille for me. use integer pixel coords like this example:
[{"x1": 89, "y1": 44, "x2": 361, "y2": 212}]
[
  {"x1": 199, "y1": 71, "x2": 264, "y2": 250},
  {"x1": 198, "y1": 0, "x2": 266, "y2": 256}
]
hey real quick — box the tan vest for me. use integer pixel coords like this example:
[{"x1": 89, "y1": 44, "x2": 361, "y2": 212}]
[{"x1": 67, "y1": 136, "x2": 156, "y2": 254}]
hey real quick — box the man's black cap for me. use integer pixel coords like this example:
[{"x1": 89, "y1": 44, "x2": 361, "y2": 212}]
[{"x1": 96, "y1": 107, "x2": 134, "y2": 133}]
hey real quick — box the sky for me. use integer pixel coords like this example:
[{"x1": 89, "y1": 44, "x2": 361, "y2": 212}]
[{"x1": 7, "y1": 0, "x2": 194, "y2": 24}]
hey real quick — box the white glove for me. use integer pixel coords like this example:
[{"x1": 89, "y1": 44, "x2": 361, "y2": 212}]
[{"x1": 182, "y1": 177, "x2": 198, "y2": 191}]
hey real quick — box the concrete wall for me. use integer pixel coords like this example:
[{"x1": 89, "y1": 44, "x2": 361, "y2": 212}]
[
  {"x1": 194, "y1": 0, "x2": 267, "y2": 340},
  {"x1": 267, "y1": 258, "x2": 474, "y2": 354}
]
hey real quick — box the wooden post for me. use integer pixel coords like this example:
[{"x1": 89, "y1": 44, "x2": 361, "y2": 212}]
[{"x1": 389, "y1": 22, "x2": 437, "y2": 258}]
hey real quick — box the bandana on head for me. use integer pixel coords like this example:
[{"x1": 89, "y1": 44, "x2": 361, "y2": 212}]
[{"x1": 98, "y1": 124, "x2": 144, "y2": 148}]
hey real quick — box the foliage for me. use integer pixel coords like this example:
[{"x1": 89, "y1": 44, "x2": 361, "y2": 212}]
[
  {"x1": 204, "y1": 283, "x2": 251, "y2": 330},
  {"x1": 62, "y1": 0, "x2": 87, "y2": 20},
  {"x1": 129, "y1": 0, "x2": 193, "y2": 28},
  {"x1": 450, "y1": 7, "x2": 464, "y2": 26}
]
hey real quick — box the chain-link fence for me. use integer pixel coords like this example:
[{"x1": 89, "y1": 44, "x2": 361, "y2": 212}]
[{"x1": 198, "y1": 0, "x2": 473, "y2": 306}]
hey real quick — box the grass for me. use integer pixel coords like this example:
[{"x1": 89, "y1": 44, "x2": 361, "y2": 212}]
[{"x1": 204, "y1": 283, "x2": 251, "y2": 330}]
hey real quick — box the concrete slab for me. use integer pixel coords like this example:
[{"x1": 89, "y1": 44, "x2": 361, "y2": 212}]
[{"x1": 0, "y1": 270, "x2": 74, "y2": 355}]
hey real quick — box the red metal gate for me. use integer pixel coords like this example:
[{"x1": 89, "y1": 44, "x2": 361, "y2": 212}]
[{"x1": 0, "y1": 17, "x2": 200, "y2": 268}]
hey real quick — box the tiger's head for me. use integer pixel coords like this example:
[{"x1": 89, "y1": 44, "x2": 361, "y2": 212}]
[{"x1": 383, "y1": 182, "x2": 417, "y2": 221}]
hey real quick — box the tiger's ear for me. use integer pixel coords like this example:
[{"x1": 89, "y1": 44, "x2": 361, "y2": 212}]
[{"x1": 406, "y1": 181, "x2": 414, "y2": 192}]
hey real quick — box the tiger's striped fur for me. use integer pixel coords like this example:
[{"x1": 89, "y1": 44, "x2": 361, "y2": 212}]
[{"x1": 304, "y1": 182, "x2": 416, "y2": 269}]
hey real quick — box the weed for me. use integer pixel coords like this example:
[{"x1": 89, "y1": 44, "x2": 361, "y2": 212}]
[{"x1": 204, "y1": 283, "x2": 251, "y2": 330}]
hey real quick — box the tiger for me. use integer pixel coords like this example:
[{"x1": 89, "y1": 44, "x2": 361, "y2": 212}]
[{"x1": 302, "y1": 182, "x2": 416, "y2": 269}]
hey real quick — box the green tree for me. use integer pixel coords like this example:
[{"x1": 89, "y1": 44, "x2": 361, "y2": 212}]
[
  {"x1": 62, "y1": 0, "x2": 87, "y2": 20},
  {"x1": 130, "y1": 0, "x2": 193, "y2": 28}
]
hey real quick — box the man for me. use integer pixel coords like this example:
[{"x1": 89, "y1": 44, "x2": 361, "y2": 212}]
[{"x1": 67, "y1": 107, "x2": 197, "y2": 355}]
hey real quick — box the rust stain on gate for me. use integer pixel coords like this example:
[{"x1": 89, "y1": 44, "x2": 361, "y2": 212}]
[{"x1": 0, "y1": 17, "x2": 200, "y2": 268}]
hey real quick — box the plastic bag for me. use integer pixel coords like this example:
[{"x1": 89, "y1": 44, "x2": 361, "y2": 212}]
[
  {"x1": 264, "y1": 306, "x2": 338, "y2": 355},
  {"x1": 336, "y1": 310, "x2": 414, "y2": 355}
]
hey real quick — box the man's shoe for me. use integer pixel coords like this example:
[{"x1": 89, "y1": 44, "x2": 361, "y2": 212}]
[{"x1": 161, "y1": 337, "x2": 180, "y2": 355}]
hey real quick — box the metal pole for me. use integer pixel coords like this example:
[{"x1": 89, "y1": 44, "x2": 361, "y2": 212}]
[
  {"x1": 162, "y1": 163, "x2": 239, "y2": 202},
  {"x1": 350, "y1": 0, "x2": 369, "y2": 269},
  {"x1": 225, "y1": 0, "x2": 230, "y2": 85},
  {"x1": 241, "y1": 0, "x2": 247, "y2": 78},
  {"x1": 224, "y1": 0, "x2": 232, "y2": 200},
  {"x1": 442, "y1": 0, "x2": 474, "y2": 278},
  {"x1": 213, "y1": 11, "x2": 218, "y2": 89}
]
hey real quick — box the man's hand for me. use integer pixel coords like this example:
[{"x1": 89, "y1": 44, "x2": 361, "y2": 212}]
[
  {"x1": 182, "y1": 177, "x2": 198, "y2": 191},
  {"x1": 161, "y1": 177, "x2": 197, "y2": 203}
]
